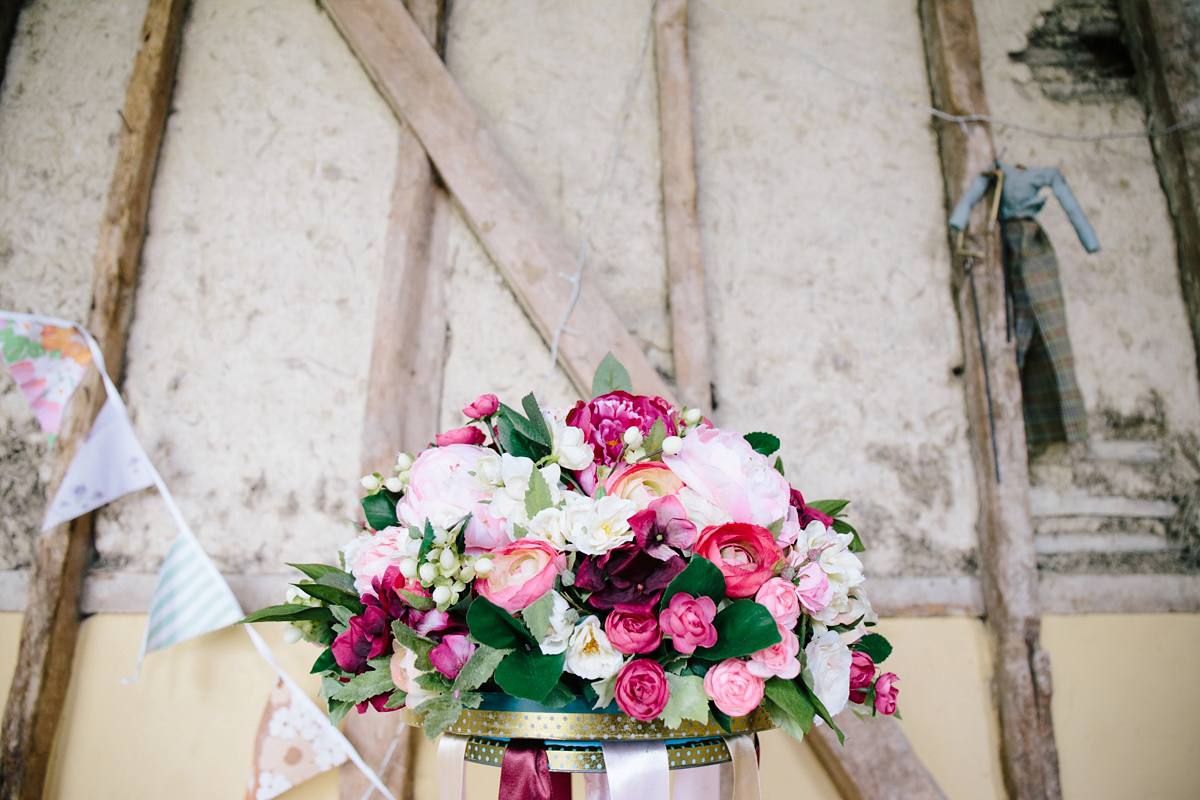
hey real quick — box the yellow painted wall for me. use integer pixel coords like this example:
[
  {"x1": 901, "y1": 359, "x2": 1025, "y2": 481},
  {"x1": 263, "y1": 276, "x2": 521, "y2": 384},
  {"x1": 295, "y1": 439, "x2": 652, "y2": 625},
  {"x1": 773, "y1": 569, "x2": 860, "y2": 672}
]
[{"x1": 1, "y1": 612, "x2": 1197, "y2": 799}]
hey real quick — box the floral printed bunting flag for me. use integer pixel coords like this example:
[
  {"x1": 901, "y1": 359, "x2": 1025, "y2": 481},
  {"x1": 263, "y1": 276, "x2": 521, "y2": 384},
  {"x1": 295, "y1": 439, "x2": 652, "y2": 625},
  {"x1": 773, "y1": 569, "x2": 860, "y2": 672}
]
[
  {"x1": 0, "y1": 315, "x2": 92, "y2": 437},
  {"x1": 246, "y1": 679, "x2": 348, "y2": 800}
]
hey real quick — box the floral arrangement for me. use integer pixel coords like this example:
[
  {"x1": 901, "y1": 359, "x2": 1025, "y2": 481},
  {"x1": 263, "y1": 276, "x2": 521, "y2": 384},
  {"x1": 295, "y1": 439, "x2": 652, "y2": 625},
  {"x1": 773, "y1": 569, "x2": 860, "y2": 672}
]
[{"x1": 244, "y1": 355, "x2": 899, "y2": 743}]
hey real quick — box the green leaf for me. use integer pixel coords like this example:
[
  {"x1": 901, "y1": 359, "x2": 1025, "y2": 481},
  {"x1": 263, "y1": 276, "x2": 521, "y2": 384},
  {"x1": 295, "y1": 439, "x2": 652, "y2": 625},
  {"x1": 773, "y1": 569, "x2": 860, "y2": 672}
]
[
  {"x1": 661, "y1": 673, "x2": 710, "y2": 729},
  {"x1": 851, "y1": 633, "x2": 892, "y2": 664},
  {"x1": 311, "y1": 647, "x2": 338, "y2": 674},
  {"x1": 525, "y1": 467, "x2": 554, "y2": 518},
  {"x1": 763, "y1": 697, "x2": 808, "y2": 742},
  {"x1": 384, "y1": 689, "x2": 407, "y2": 710},
  {"x1": 417, "y1": 519, "x2": 438, "y2": 563},
  {"x1": 466, "y1": 596, "x2": 537, "y2": 650},
  {"x1": 331, "y1": 667, "x2": 396, "y2": 704},
  {"x1": 391, "y1": 620, "x2": 437, "y2": 660},
  {"x1": 773, "y1": 455, "x2": 785, "y2": 476},
  {"x1": 744, "y1": 432, "x2": 780, "y2": 456},
  {"x1": 764, "y1": 677, "x2": 816, "y2": 737},
  {"x1": 327, "y1": 698, "x2": 353, "y2": 726},
  {"x1": 288, "y1": 563, "x2": 349, "y2": 582},
  {"x1": 694, "y1": 600, "x2": 782, "y2": 660},
  {"x1": 416, "y1": 672, "x2": 452, "y2": 692},
  {"x1": 644, "y1": 418, "x2": 667, "y2": 455},
  {"x1": 496, "y1": 414, "x2": 546, "y2": 461},
  {"x1": 452, "y1": 644, "x2": 511, "y2": 692},
  {"x1": 414, "y1": 693, "x2": 464, "y2": 740},
  {"x1": 808, "y1": 499, "x2": 850, "y2": 517},
  {"x1": 831, "y1": 518, "x2": 865, "y2": 552},
  {"x1": 520, "y1": 591, "x2": 557, "y2": 645},
  {"x1": 660, "y1": 558, "x2": 726, "y2": 610},
  {"x1": 399, "y1": 590, "x2": 435, "y2": 611},
  {"x1": 540, "y1": 680, "x2": 577, "y2": 709},
  {"x1": 591, "y1": 352, "x2": 633, "y2": 396},
  {"x1": 520, "y1": 393, "x2": 553, "y2": 447},
  {"x1": 494, "y1": 650, "x2": 566, "y2": 702},
  {"x1": 710, "y1": 705, "x2": 733, "y2": 733},
  {"x1": 362, "y1": 491, "x2": 400, "y2": 531},
  {"x1": 316, "y1": 570, "x2": 357, "y2": 594},
  {"x1": 293, "y1": 583, "x2": 364, "y2": 614},
  {"x1": 330, "y1": 605, "x2": 353, "y2": 627},
  {"x1": 766, "y1": 517, "x2": 785, "y2": 538},
  {"x1": 239, "y1": 604, "x2": 334, "y2": 625}
]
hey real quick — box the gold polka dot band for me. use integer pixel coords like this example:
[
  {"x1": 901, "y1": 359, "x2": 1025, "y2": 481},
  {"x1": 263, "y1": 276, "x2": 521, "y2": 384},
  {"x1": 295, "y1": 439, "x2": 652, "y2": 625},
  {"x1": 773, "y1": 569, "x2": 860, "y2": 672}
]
[{"x1": 462, "y1": 736, "x2": 743, "y2": 773}]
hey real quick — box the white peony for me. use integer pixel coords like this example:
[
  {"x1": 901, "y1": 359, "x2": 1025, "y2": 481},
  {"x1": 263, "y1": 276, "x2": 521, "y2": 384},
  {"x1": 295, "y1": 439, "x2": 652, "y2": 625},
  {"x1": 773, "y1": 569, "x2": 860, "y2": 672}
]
[
  {"x1": 563, "y1": 494, "x2": 638, "y2": 555},
  {"x1": 804, "y1": 630, "x2": 852, "y2": 717},
  {"x1": 544, "y1": 411, "x2": 595, "y2": 471},
  {"x1": 564, "y1": 615, "x2": 624, "y2": 680},
  {"x1": 537, "y1": 591, "x2": 579, "y2": 655},
  {"x1": 676, "y1": 487, "x2": 733, "y2": 530}
]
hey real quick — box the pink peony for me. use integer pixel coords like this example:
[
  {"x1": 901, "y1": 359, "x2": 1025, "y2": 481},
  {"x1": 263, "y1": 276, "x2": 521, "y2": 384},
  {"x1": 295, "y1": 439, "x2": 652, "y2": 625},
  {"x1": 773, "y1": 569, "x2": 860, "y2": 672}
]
[
  {"x1": 605, "y1": 608, "x2": 662, "y2": 655},
  {"x1": 663, "y1": 426, "x2": 791, "y2": 528},
  {"x1": 794, "y1": 563, "x2": 833, "y2": 615},
  {"x1": 351, "y1": 527, "x2": 420, "y2": 597},
  {"x1": 755, "y1": 577, "x2": 801, "y2": 629},
  {"x1": 614, "y1": 659, "x2": 670, "y2": 721},
  {"x1": 435, "y1": 426, "x2": 487, "y2": 447},
  {"x1": 747, "y1": 626, "x2": 801, "y2": 680},
  {"x1": 566, "y1": 391, "x2": 677, "y2": 468},
  {"x1": 693, "y1": 523, "x2": 784, "y2": 598},
  {"x1": 463, "y1": 394, "x2": 499, "y2": 419},
  {"x1": 658, "y1": 593, "x2": 718, "y2": 654},
  {"x1": 605, "y1": 462, "x2": 685, "y2": 508},
  {"x1": 429, "y1": 633, "x2": 476, "y2": 679},
  {"x1": 703, "y1": 659, "x2": 765, "y2": 717},
  {"x1": 873, "y1": 672, "x2": 899, "y2": 716},
  {"x1": 476, "y1": 539, "x2": 567, "y2": 612},
  {"x1": 397, "y1": 444, "x2": 509, "y2": 554}
]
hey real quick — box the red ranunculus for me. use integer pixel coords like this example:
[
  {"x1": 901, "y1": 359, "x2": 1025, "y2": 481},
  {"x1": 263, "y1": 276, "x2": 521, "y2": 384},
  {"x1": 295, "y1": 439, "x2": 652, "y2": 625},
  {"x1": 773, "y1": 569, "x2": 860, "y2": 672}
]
[
  {"x1": 694, "y1": 523, "x2": 784, "y2": 598},
  {"x1": 566, "y1": 391, "x2": 677, "y2": 467},
  {"x1": 614, "y1": 659, "x2": 670, "y2": 721}
]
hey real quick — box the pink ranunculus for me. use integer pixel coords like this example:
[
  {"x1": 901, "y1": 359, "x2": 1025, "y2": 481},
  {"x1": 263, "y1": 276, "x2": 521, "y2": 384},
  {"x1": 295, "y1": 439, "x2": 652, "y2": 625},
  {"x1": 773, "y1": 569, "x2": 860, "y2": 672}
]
[
  {"x1": 397, "y1": 444, "x2": 509, "y2": 554},
  {"x1": 849, "y1": 651, "x2": 876, "y2": 691},
  {"x1": 663, "y1": 426, "x2": 791, "y2": 528},
  {"x1": 435, "y1": 425, "x2": 487, "y2": 447},
  {"x1": 476, "y1": 539, "x2": 567, "y2": 612},
  {"x1": 703, "y1": 658, "x2": 765, "y2": 718},
  {"x1": 614, "y1": 659, "x2": 670, "y2": 721},
  {"x1": 755, "y1": 577, "x2": 801, "y2": 629},
  {"x1": 605, "y1": 608, "x2": 662, "y2": 655},
  {"x1": 658, "y1": 593, "x2": 718, "y2": 654},
  {"x1": 351, "y1": 527, "x2": 421, "y2": 597},
  {"x1": 463, "y1": 393, "x2": 500, "y2": 419},
  {"x1": 566, "y1": 391, "x2": 678, "y2": 468},
  {"x1": 693, "y1": 523, "x2": 784, "y2": 598},
  {"x1": 605, "y1": 462, "x2": 685, "y2": 508},
  {"x1": 429, "y1": 633, "x2": 476, "y2": 680},
  {"x1": 747, "y1": 626, "x2": 801, "y2": 680},
  {"x1": 873, "y1": 672, "x2": 899, "y2": 715},
  {"x1": 794, "y1": 563, "x2": 833, "y2": 615}
]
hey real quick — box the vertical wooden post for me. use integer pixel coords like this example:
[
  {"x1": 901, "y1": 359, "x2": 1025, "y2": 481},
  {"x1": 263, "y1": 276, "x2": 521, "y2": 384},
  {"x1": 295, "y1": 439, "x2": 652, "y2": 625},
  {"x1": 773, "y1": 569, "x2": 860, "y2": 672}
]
[
  {"x1": 654, "y1": 0, "x2": 712, "y2": 412},
  {"x1": 0, "y1": 0, "x2": 20, "y2": 92},
  {"x1": 1118, "y1": 0, "x2": 1200, "y2": 387},
  {"x1": 0, "y1": 2, "x2": 188, "y2": 798},
  {"x1": 918, "y1": 1, "x2": 1062, "y2": 799},
  {"x1": 342, "y1": 2, "x2": 445, "y2": 798}
]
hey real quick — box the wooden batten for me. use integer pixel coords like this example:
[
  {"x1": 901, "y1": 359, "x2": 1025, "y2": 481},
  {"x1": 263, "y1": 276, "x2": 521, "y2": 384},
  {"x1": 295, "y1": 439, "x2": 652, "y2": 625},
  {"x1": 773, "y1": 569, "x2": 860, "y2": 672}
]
[
  {"x1": 810, "y1": 716, "x2": 946, "y2": 800},
  {"x1": 917, "y1": 1, "x2": 1062, "y2": 799},
  {"x1": 0, "y1": 1, "x2": 188, "y2": 798},
  {"x1": 654, "y1": 0, "x2": 712, "y2": 412},
  {"x1": 320, "y1": 0, "x2": 675, "y2": 404}
]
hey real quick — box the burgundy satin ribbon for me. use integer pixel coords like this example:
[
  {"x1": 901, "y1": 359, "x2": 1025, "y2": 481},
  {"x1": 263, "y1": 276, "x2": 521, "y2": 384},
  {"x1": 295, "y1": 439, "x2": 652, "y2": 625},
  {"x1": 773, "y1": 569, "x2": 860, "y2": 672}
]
[{"x1": 499, "y1": 739, "x2": 572, "y2": 800}]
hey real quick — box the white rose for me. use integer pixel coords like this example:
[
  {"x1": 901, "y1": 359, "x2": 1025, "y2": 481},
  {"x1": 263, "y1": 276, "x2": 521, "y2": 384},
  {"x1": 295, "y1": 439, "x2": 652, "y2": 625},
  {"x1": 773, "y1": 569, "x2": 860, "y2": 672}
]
[
  {"x1": 814, "y1": 587, "x2": 877, "y2": 633},
  {"x1": 563, "y1": 494, "x2": 638, "y2": 556},
  {"x1": 339, "y1": 532, "x2": 375, "y2": 576},
  {"x1": 544, "y1": 411, "x2": 595, "y2": 471},
  {"x1": 525, "y1": 506, "x2": 571, "y2": 550},
  {"x1": 804, "y1": 630, "x2": 852, "y2": 716},
  {"x1": 564, "y1": 615, "x2": 624, "y2": 680},
  {"x1": 538, "y1": 591, "x2": 579, "y2": 655}
]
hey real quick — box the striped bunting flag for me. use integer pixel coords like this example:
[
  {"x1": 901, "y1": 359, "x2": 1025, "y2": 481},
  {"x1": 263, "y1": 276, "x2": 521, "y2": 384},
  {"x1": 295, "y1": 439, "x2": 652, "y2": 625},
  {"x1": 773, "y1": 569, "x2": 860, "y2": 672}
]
[{"x1": 143, "y1": 529, "x2": 243, "y2": 654}]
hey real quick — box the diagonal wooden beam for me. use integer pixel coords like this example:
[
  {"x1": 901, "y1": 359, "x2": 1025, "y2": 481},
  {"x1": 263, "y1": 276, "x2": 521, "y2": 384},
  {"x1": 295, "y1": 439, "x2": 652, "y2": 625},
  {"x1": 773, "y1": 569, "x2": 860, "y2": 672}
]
[
  {"x1": 0, "y1": 1, "x2": 188, "y2": 798},
  {"x1": 0, "y1": 0, "x2": 20, "y2": 94},
  {"x1": 918, "y1": 2, "x2": 1061, "y2": 799},
  {"x1": 321, "y1": 0, "x2": 675, "y2": 403},
  {"x1": 809, "y1": 715, "x2": 946, "y2": 800},
  {"x1": 654, "y1": 0, "x2": 712, "y2": 413}
]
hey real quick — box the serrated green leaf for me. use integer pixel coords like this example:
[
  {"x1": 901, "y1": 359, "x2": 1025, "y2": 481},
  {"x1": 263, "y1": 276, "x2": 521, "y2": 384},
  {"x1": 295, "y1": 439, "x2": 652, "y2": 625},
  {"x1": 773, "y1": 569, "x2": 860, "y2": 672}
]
[
  {"x1": 520, "y1": 591, "x2": 557, "y2": 645},
  {"x1": 327, "y1": 698, "x2": 353, "y2": 726},
  {"x1": 466, "y1": 596, "x2": 536, "y2": 650},
  {"x1": 591, "y1": 675, "x2": 617, "y2": 710},
  {"x1": 661, "y1": 673, "x2": 709, "y2": 729},
  {"x1": 384, "y1": 689, "x2": 407, "y2": 710},
  {"x1": 773, "y1": 455, "x2": 785, "y2": 475},
  {"x1": 311, "y1": 647, "x2": 338, "y2": 674},
  {"x1": 239, "y1": 603, "x2": 334, "y2": 625},
  {"x1": 764, "y1": 676, "x2": 816, "y2": 737},
  {"x1": 851, "y1": 633, "x2": 892, "y2": 664},
  {"x1": 591, "y1": 352, "x2": 632, "y2": 396},
  {"x1": 496, "y1": 414, "x2": 545, "y2": 461},
  {"x1": 362, "y1": 491, "x2": 401, "y2": 531},
  {"x1": 644, "y1": 418, "x2": 667, "y2": 455},
  {"x1": 320, "y1": 675, "x2": 343, "y2": 702},
  {"x1": 694, "y1": 600, "x2": 782, "y2": 660},
  {"x1": 767, "y1": 517, "x2": 785, "y2": 538},
  {"x1": 330, "y1": 605, "x2": 353, "y2": 627},
  {"x1": 415, "y1": 672, "x2": 451, "y2": 692},
  {"x1": 659, "y1": 557, "x2": 726, "y2": 610},
  {"x1": 744, "y1": 432, "x2": 780, "y2": 456},
  {"x1": 494, "y1": 650, "x2": 566, "y2": 702},
  {"x1": 521, "y1": 393, "x2": 553, "y2": 447},
  {"x1": 414, "y1": 693, "x2": 464, "y2": 740},
  {"x1": 525, "y1": 467, "x2": 554, "y2": 518},
  {"x1": 452, "y1": 643, "x2": 511, "y2": 692},
  {"x1": 808, "y1": 499, "x2": 850, "y2": 517},
  {"x1": 417, "y1": 519, "x2": 437, "y2": 562},
  {"x1": 540, "y1": 681, "x2": 576, "y2": 709},
  {"x1": 330, "y1": 667, "x2": 396, "y2": 704},
  {"x1": 710, "y1": 705, "x2": 733, "y2": 733},
  {"x1": 295, "y1": 582, "x2": 364, "y2": 614},
  {"x1": 399, "y1": 590, "x2": 435, "y2": 611},
  {"x1": 391, "y1": 620, "x2": 436, "y2": 659}
]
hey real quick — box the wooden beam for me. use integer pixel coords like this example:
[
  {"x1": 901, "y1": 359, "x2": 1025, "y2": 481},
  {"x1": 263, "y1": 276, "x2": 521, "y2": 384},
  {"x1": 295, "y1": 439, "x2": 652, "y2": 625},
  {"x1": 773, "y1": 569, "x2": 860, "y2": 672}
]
[
  {"x1": 0, "y1": 1, "x2": 188, "y2": 798},
  {"x1": 654, "y1": 0, "x2": 712, "y2": 412},
  {"x1": 918, "y1": 2, "x2": 1062, "y2": 799},
  {"x1": 0, "y1": 0, "x2": 20, "y2": 93},
  {"x1": 1117, "y1": 0, "x2": 1200, "y2": 388},
  {"x1": 320, "y1": 0, "x2": 675, "y2": 403},
  {"x1": 809, "y1": 715, "x2": 946, "y2": 800}
]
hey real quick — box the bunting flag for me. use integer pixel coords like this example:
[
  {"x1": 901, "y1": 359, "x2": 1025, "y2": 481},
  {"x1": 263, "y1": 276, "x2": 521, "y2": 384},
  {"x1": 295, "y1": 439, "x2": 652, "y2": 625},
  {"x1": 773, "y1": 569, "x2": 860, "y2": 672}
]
[
  {"x1": 246, "y1": 678, "x2": 349, "y2": 800},
  {"x1": 142, "y1": 529, "x2": 244, "y2": 654},
  {"x1": 0, "y1": 314, "x2": 92, "y2": 437}
]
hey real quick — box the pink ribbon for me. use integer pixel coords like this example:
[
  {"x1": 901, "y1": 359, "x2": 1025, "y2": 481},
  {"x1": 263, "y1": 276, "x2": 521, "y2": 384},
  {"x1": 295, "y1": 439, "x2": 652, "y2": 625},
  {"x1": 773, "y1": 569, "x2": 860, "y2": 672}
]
[{"x1": 499, "y1": 740, "x2": 572, "y2": 800}]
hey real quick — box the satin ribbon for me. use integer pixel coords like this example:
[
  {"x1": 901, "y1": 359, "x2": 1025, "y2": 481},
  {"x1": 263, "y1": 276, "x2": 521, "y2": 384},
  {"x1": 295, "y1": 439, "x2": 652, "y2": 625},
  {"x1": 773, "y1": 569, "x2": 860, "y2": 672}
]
[
  {"x1": 499, "y1": 739, "x2": 572, "y2": 800},
  {"x1": 725, "y1": 735, "x2": 760, "y2": 800},
  {"x1": 671, "y1": 763, "x2": 722, "y2": 800},
  {"x1": 438, "y1": 734, "x2": 469, "y2": 800},
  {"x1": 600, "y1": 740, "x2": 670, "y2": 800}
]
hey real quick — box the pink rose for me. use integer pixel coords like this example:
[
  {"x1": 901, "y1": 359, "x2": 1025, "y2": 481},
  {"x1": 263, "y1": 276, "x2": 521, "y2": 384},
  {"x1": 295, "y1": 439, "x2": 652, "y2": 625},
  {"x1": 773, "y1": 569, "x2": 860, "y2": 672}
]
[
  {"x1": 747, "y1": 626, "x2": 801, "y2": 680},
  {"x1": 658, "y1": 593, "x2": 718, "y2": 654},
  {"x1": 476, "y1": 539, "x2": 566, "y2": 612},
  {"x1": 614, "y1": 659, "x2": 670, "y2": 721},
  {"x1": 794, "y1": 563, "x2": 833, "y2": 615},
  {"x1": 435, "y1": 426, "x2": 487, "y2": 447},
  {"x1": 463, "y1": 393, "x2": 500, "y2": 419},
  {"x1": 849, "y1": 651, "x2": 876, "y2": 690},
  {"x1": 397, "y1": 444, "x2": 510, "y2": 554},
  {"x1": 566, "y1": 391, "x2": 678, "y2": 468},
  {"x1": 605, "y1": 608, "x2": 662, "y2": 655},
  {"x1": 755, "y1": 577, "x2": 801, "y2": 629},
  {"x1": 873, "y1": 672, "x2": 899, "y2": 716},
  {"x1": 429, "y1": 633, "x2": 476, "y2": 680},
  {"x1": 703, "y1": 658, "x2": 765, "y2": 718},
  {"x1": 663, "y1": 426, "x2": 791, "y2": 528},
  {"x1": 350, "y1": 527, "x2": 420, "y2": 597},
  {"x1": 693, "y1": 523, "x2": 784, "y2": 598},
  {"x1": 605, "y1": 462, "x2": 685, "y2": 508}
]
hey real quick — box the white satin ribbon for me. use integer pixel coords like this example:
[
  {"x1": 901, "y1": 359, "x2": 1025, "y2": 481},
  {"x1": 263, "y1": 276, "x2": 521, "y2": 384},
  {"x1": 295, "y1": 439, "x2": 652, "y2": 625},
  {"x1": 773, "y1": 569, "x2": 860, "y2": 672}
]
[
  {"x1": 584, "y1": 772, "x2": 610, "y2": 800},
  {"x1": 601, "y1": 740, "x2": 670, "y2": 800},
  {"x1": 437, "y1": 734, "x2": 469, "y2": 800},
  {"x1": 671, "y1": 762, "x2": 722, "y2": 800},
  {"x1": 726, "y1": 735, "x2": 760, "y2": 800}
]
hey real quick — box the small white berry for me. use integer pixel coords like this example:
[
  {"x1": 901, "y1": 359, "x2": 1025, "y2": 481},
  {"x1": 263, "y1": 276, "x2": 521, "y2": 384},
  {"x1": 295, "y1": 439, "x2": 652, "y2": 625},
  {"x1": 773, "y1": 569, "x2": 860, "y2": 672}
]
[
  {"x1": 684, "y1": 407, "x2": 702, "y2": 425},
  {"x1": 395, "y1": 452, "x2": 414, "y2": 470},
  {"x1": 360, "y1": 473, "x2": 382, "y2": 492},
  {"x1": 399, "y1": 558, "x2": 419, "y2": 579},
  {"x1": 432, "y1": 585, "x2": 452, "y2": 605},
  {"x1": 623, "y1": 426, "x2": 643, "y2": 447},
  {"x1": 383, "y1": 476, "x2": 404, "y2": 493},
  {"x1": 418, "y1": 562, "x2": 438, "y2": 584},
  {"x1": 474, "y1": 557, "x2": 493, "y2": 576},
  {"x1": 662, "y1": 435, "x2": 684, "y2": 456}
]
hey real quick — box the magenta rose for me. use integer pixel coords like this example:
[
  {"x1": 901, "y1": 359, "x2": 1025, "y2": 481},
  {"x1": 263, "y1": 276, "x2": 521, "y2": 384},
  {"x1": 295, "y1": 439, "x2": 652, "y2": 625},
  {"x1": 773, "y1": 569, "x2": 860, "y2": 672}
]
[
  {"x1": 476, "y1": 539, "x2": 566, "y2": 612},
  {"x1": 747, "y1": 626, "x2": 801, "y2": 680},
  {"x1": 873, "y1": 672, "x2": 899, "y2": 716},
  {"x1": 435, "y1": 425, "x2": 487, "y2": 447},
  {"x1": 849, "y1": 651, "x2": 876, "y2": 691},
  {"x1": 658, "y1": 592, "x2": 718, "y2": 654},
  {"x1": 703, "y1": 658, "x2": 765, "y2": 717},
  {"x1": 694, "y1": 523, "x2": 784, "y2": 598},
  {"x1": 430, "y1": 633, "x2": 476, "y2": 680},
  {"x1": 794, "y1": 563, "x2": 833, "y2": 615},
  {"x1": 754, "y1": 577, "x2": 801, "y2": 629},
  {"x1": 605, "y1": 608, "x2": 662, "y2": 654},
  {"x1": 332, "y1": 605, "x2": 391, "y2": 674},
  {"x1": 566, "y1": 391, "x2": 677, "y2": 468},
  {"x1": 463, "y1": 393, "x2": 500, "y2": 419},
  {"x1": 614, "y1": 659, "x2": 670, "y2": 721}
]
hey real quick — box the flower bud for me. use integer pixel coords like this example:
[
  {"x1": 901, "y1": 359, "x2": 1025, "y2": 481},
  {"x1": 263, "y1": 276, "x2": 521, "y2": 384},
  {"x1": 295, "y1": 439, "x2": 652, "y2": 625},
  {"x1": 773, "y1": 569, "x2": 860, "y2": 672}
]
[
  {"x1": 683, "y1": 407, "x2": 703, "y2": 425},
  {"x1": 395, "y1": 452, "x2": 414, "y2": 471},
  {"x1": 623, "y1": 426, "x2": 643, "y2": 447},
  {"x1": 282, "y1": 624, "x2": 304, "y2": 645},
  {"x1": 432, "y1": 585, "x2": 452, "y2": 606},
  {"x1": 399, "y1": 558, "x2": 419, "y2": 579},
  {"x1": 661, "y1": 435, "x2": 684, "y2": 456},
  {"x1": 439, "y1": 548, "x2": 459, "y2": 572},
  {"x1": 360, "y1": 473, "x2": 383, "y2": 492},
  {"x1": 473, "y1": 557, "x2": 493, "y2": 576},
  {"x1": 418, "y1": 562, "x2": 438, "y2": 584},
  {"x1": 383, "y1": 476, "x2": 404, "y2": 493}
]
